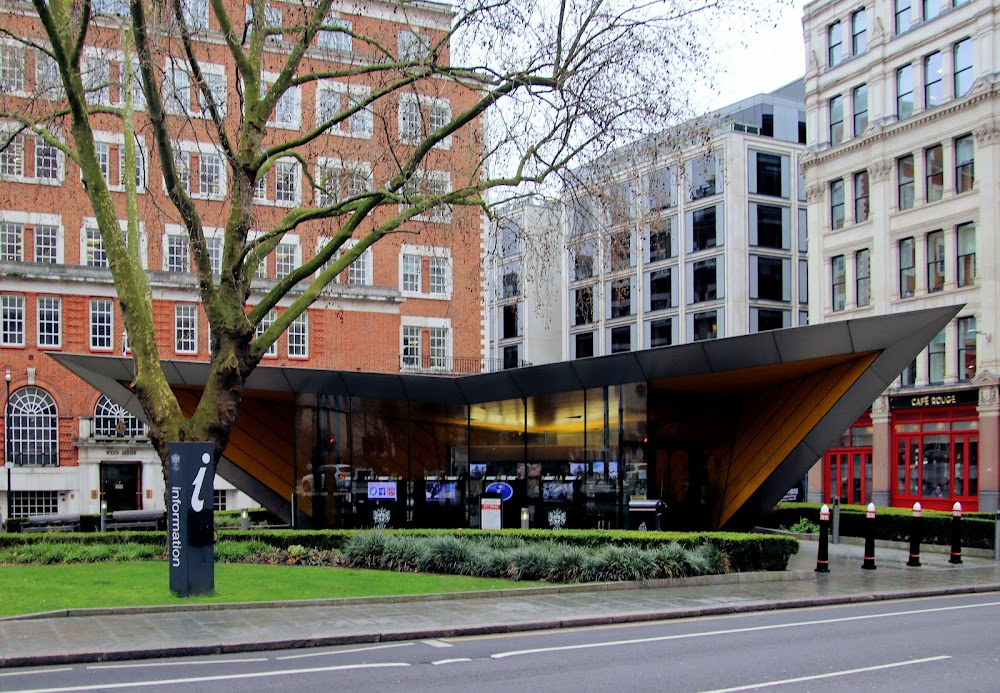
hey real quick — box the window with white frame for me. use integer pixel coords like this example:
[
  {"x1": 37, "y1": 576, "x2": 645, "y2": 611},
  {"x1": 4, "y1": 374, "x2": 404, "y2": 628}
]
[
  {"x1": 83, "y1": 226, "x2": 108, "y2": 267},
  {"x1": 172, "y1": 151, "x2": 191, "y2": 194},
  {"x1": 398, "y1": 30, "x2": 430, "y2": 60},
  {"x1": 288, "y1": 312, "x2": 308, "y2": 357},
  {"x1": 263, "y1": 74, "x2": 300, "y2": 129},
  {"x1": 91, "y1": 134, "x2": 146, "y2": 192},
  {"x1": 315, "y1": 158, "x2": 371, "y2": 206},
  {"x1": 274, "y1": 159, "x2": 300, "y2": 205},
  {"x1": 174, "y1": 304, "x2": 198, "y2": 354},
  {"x1": 255, "y1": 308, "x2": 278, "y2": 356},
  {"x1": 206, "y1": 235, "x2": 223, "y2": 274},
  {"x1": 0, "y1": 132, "x2": 24, "y2": 177},
  {"x1": 94, "y1": 394, "x2": 148, "y2": 438},
  {"x1": 199, "y1": 151, "x2": 223, "y2": 198},
  {"x1": 179, "y1": 0, "x2": 209, "y2": 28},
  {"x1": 316, "y1": 81, "x2": 371, "y2": 139},
  {"x1": 400, "y1": 246, "x2": 451, "y2": 298},
  {"x1": 7, "y1": 387, "x2": 59, "y2": 466},
  {"x1": 275, "y1": 241, "x2": 299, "y2": 278},
  {"x1": 401, "y1": 325, "x2": 420, "y2": 369},
  {"x1": 89, "y1": 299, "x2": 114, "y2": 351},
  {"x1": 34, "y1": 138, "x2": 61, "y2": 182},
  {"x1": 0, "y1": 222, "x2": 23, "y2": 262},
  {"x1": 37, "y1": 296, "x2": 61, "y2": 348},
  {"x1": 429, "y1": 326, "x2": 448, "y2": 369},
  {"x1": 1, "y1": 294, "x2": 25, "y2": 346},
  {"x1": 401, "y1": 253, "x2": 421, "y2": 293},
  {"x1": 34, "y1": 223, "x2": 60, "y2": 264},
  {"x1": 35, "y1": 50, "x2": 63, "y2": 100},
  {"x1": 342, "y1": 241, "x2": 373, "y2": 285},
  {"x1": 197, "y1": 69, "x2": 227, "y2": 117},
  {"x1": 10, "y1": 490, "x2": 59, "y2": 513},
  {"x1": 0, "y1": 43, "x2": 25, "y2": 94},
  {"x1": 165, "y1": 232, "x2": 190, "y2": 272},
  {"x1": 318, "y1": 16, "x2": 352, "y2": 51},
  {"x1": 398, "y1": 95, "x2": 421, "y2": 143},
  {"x1": 429, "y1": 255, "x2": 449, "y2": 296},
  {"x1": 81, "y1": 53, "x2": 110, "y2": 105}
]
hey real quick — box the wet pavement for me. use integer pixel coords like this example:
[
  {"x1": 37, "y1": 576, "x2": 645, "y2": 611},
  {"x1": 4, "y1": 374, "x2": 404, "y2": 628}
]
[{"x1": 1, "y1": 537, "x2": 997, "y2": 668}]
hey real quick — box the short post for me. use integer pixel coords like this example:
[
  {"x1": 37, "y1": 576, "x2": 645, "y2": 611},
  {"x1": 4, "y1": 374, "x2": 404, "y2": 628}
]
[
  {"x1": 994, "y1": 510, "x2": 999, "y2": 562},
  {"x1": 240, "y1": 508, "x2": 249, "y2": 531},
  {"x1": 100, "y1": 499, "x2": 107, "y2": 533},
  {"x1": 906, "y1": 502, "x2": 922, "y2": 567},
  {"x1": 949, "y1": 501, "x2": 963, "y2": 565},
  {"x1": 815, "y1": 504, "x2": 830, "y2": 573},
  {"x1": 862, "y1": 502, "x2": 877, "y2": 570},
  {"x1": 832, "y1": 496, "x2": 841, "y2": 545}
]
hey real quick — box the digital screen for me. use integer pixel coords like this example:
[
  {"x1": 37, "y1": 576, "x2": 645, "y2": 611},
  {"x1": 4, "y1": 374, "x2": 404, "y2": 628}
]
[
  {"x1": 469, "y1": 463, "x2": 487, "y2": 479},
  {"x1": 608, "y1": 461, "x2": 619, "y2": 479},
  {"x1": 425, "y1": 481, "x2": 457, "y2": 502},
  {"x1": 367, "y1": 481, "x2": 397, "y2": 499},
  {"x1": 592, "y1": 461, "x2": 605, "y2": 476},
  {"x1": 569, "y1": 462, "x2": 586, "y2": 476},
  {"x1": 543, "y1": 481, "x2": 573, "y2": 502}
]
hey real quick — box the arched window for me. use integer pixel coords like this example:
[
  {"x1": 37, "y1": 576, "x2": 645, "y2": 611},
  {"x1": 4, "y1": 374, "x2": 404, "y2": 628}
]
[
  {"x1": 7, "y1": 387, "x2": 58, "y2": 467},
  {"x1": 93, "y1": 395, "x2": 148, "y2": 438}
]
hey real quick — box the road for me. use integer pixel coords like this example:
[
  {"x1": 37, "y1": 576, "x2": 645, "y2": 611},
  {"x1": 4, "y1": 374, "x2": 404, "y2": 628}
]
[{"x1": 2, "y1": 592, "x2": 998, "y2": 692}]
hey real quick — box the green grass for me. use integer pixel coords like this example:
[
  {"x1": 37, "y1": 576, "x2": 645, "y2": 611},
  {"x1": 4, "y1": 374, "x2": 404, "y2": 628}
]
[{"x1": 0, "y1": 562, "x2": 538, "y2": 618}]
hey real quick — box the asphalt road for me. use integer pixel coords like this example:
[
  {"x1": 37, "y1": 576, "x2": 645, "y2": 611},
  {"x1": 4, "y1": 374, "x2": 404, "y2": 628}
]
[{"x1": 3, "y1": 592, "x2": 998, "y2": 693}]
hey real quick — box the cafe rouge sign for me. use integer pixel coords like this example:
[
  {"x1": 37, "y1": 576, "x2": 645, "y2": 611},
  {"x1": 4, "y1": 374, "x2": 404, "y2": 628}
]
[{"x1": 889, "y1": 389, "x2": 978, "y2": 410}]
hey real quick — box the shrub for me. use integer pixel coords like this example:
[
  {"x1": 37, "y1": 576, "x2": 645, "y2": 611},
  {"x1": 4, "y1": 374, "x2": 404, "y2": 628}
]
[
  {"x1": 380, "y1": 535, "x2": 424, "y2": 572},
  {"x1": 590, "y1": 545, "x2": 658, "y2": 583},
  {"x1": 341, "y1": 532, "x2": 389, "y2": 569},
  {"x1": 418, "y1": 536, "x2": 475, "y2": 575},
  {"x1": 653, "y1": 542, "x2": 691, "y2": 579},
  {"x1": 547, "y1": 544, "x2": 591, "y2": 583},
  {"x1": 689, "y1": 542, "x2": 730, "y2": 575},
  {"x1": 504, "y1": 544, "x2": 555, "y2": 581}
]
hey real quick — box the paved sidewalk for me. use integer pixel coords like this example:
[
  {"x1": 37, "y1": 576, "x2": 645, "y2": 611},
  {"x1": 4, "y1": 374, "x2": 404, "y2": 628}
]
[{"x1": 1, "y1": 539, "x2": 998, "y2": 668}]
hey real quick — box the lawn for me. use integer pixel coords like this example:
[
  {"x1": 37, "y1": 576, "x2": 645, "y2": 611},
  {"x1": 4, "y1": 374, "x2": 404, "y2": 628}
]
[{"x1": 0, "y1": 562, "x2": 537, "y2": 618}]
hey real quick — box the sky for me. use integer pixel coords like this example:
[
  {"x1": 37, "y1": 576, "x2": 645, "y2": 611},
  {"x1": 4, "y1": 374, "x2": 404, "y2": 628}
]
[{"x1": 703, "y1": 0, "x2": 808, "y2": 110}]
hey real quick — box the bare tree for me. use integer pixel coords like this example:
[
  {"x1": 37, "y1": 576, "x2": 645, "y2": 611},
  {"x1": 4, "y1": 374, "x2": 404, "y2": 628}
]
[{"x1": 0, "y1": 0, "x2": 776, "y2": 476}]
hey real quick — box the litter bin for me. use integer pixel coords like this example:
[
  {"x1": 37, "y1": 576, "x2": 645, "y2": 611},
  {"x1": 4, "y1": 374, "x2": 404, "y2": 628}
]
[{"x1": 628, "y1": 499, "x2": 665, "y2": 531}]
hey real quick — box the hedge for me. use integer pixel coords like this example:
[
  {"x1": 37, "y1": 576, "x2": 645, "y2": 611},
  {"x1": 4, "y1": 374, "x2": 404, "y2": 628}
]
[{"x1": 761, "y1": 502, "x2": 995, "y2": 550}]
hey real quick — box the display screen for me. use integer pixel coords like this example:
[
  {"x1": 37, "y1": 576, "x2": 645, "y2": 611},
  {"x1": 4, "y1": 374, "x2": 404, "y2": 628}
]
[
  {"x1": 569, "y1": 462, "x2": 586, "y2": 476},
  {"x1": 425, "y1": 481, "x2": 458, "y2": 502},
  {"x1": 543, "y1": 481, "x2": 573, "y2": 502},
  {"x1": 367, "y1": 481, "x2": 397, "y2": 499},
  {"x1": 469, "y1": 463, "x2": 487, "y2": 479}
]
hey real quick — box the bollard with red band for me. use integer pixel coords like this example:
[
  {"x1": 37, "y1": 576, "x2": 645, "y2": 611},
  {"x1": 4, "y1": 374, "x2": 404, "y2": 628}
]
[
  {"x1": 816, "y1": 504, "x2": 830, "y2": 573},
  {"x1": 907, "y1": 502, "x2": 922, "y2": 567},
  {"x1": 862, "y1": 502, "x2": 877, "y2": 570},
  {"x1": 949, "y1": 501, "x2": 963, "y2": 565}
]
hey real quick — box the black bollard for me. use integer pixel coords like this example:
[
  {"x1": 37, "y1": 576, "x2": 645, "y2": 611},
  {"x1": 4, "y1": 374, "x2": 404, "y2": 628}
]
[
  {"x1": 862, "y1": 502, "x2": 877, "y2": 570},
  {"x1": 907, "y1": 502, "x2": 922, "y2": 567},
  {"x1": 949, "y1": 502, "x2": 963, "y2": 565},
  {"x1": 816, "y1": 504, "x2": 830, "y2": 573}
]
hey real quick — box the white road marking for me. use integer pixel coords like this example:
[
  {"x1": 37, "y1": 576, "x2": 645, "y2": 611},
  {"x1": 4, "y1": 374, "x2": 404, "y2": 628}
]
[
  {"x1": 700, "y1": 655, "x2": 952, "y2": 692},
  {"x1": 88, "y1": 658, "x2": 266, "y2": 670},
  {"x1": 6, "y1": 662, "x2": 410, "y2": 692},
  {"x1": 431, "y1": 658, "x2": 472, "y2": 666},
  {"x1": 277, "y1": 642, "x2": 413, "y2": 660},
  {"x1": 491, "y1": 600, "x2": 1000, "y2": 659},
  {"x1": 0, "y1": 668, "x2": 72, "y2": 678},
  {"x1": 422, "y1": 639, "x2": 453, "y2": 648}
]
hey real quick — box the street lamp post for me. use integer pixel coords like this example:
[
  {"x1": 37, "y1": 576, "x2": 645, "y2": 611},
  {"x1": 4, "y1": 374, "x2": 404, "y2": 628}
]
[{"x1": 4, "y1": 365, "x2": 11, "y2": 525}]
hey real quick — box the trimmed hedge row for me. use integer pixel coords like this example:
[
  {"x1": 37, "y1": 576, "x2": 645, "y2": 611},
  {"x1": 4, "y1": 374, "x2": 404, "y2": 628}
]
[
  {"x1": 762, "y1": 502, "x2": 996, "y2": 550},
  {"x1": 3, "y1": 508, "x2": 280, "y2": 533}
]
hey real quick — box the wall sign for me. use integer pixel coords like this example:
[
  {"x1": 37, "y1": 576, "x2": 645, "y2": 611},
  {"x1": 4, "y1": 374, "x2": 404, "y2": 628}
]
[
  {"x1": 485, "y1": 481, "x2": 514, "y2": 502},
  {"x1": 889, "y1": 389, "x2": 977, "y2": 410}
]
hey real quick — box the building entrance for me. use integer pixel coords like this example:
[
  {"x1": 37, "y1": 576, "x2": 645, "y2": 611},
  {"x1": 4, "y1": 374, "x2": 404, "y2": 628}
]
[{"x1": 100, "y1": 462, "x2": 141, "y2": 512}]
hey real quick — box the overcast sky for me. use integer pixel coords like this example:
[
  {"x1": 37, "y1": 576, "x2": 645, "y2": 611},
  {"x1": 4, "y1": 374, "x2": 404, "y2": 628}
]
[{"x1": 702, "y1": 0, "x2": 807, "y2": 110}]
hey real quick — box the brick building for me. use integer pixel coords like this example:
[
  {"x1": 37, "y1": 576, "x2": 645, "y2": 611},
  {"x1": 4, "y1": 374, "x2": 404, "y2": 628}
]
[{"x1": 0, "y1": 0, "x2": 485, "y2": 519}]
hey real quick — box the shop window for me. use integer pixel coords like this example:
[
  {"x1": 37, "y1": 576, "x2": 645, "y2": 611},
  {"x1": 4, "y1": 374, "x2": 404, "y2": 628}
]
[
  {"x1": 894, "y1": 410, "x2": 979, "y2": 504},
  {"x1": 926, "y1": 230, "x2": 944, "y2": 292},
  {"x1": 825, "y1": 416, "x2": 873, "y2": 506},
  {"x1": 956, "y1": 222, "x2": 975, "y2": 287}
]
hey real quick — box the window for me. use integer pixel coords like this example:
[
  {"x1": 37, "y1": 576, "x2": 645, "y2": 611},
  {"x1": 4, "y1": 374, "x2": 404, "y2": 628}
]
[
  {"x1": 955, "y1": 134, "x2": 974, "y2": 193},
  {"x1": 899, "y1": 237, "x2": 915, "y2": 298},
  {"x1": 798, "y1": 208, "x2": 808, "y2": 253},
  {"x1": 610, "y1": 326, "x2": 631, "y2": 354},
  {"x1": 928, "y1": 329, "x2": 945, "y2": 384},
  {"x1": 927, "y1": 230, "x2": 944, "y2": 292},
  {"x1": 609, "y1": 278, "x2": 632, "y2": 319},
  {"x1": 897, "y1": 155, "x2": 914, "y2": 210},
  {"x1": 275, "y1": 241, "x2": 298, "y2": 278},
  {"x1": 10, "y1": 490, "x2": 59, "y2": 514},
  {"x1": 954, "y1": 38, "x2": 973, "y2": 98},
  {"x1": 852, "y1": 9, "x2": 867, "y2": 55},
  {"x1": 687, "y1": 152, "x2": 719, "y2": 201},
  {"x1": 923, "y1": 0, "x2": 941, "y2": 21},
  {"x1": 196, "y1": 71, "x2": 227, "y2": 117},
  {"x1": 897, "y1": 65, "x2": 914, "y2": 118},
  {"x1": 94, "y1": 395, "x2": 147, "y2": 438},
  {"x1": 288, "y1": 312, "x2": 308, "y2": 357},
  {"x1": 0, "y1": 43, "x2": 25, "y2": 94},
  {"x1": 275, "y1": 160, "x2": 300, "y2": 205},
  {"x1": 401, "y1": 254, "x2": 420, "y2": 292},
  {"x1": 958, "y1": 316, "x2": 976, "y2": 381},
  {"x1": 207, "y1": 236, "x2": 223, "y2": 275},
  {"x1": 649, "y1": 318, "x2": 672, "y2": 348},
  {"x1": 315, "y1": 158, "x2": 372, "y2": 205},
  {"x1": 854, "y1": 171, "x2": 869, "y2": 223},
  {"x1": 691, "y1": 206, "x2": 718, "y2": 251},
  {"x1": 0, "y1": 222, "x2": 22, "y2": 262},
  {"x1": 268, "y1": 82, "x2": 301, "y2": 129},
  {"x1": 607, "y1": 230, "x2": 633, "y2": 272},
  {"x1": 829, "y1": 95, "x2": 844, "y2": 144},
  {"x1": 35, "y1": 139, "x2": 61, "y2": 182},
  {"x1": 398, "y1": 30, "x2": 430, "y2": 61},
  {"x1": 89, "y1": 299, "x2": 114, "y2": 351},
  {"x1": 164, "y1": 63, "x2": 190, "y2": 115},
  {"x1": 38, "y1": 296, "x2": 62, "y2": 349},
  {"x1": 895, "y1": 0, "x2": 912, "y2": 34},
  {"x1": 1, "y1": 294, "x2": 25, "y2": 346},
  {"x1": 429, "y1": 327, "x2": 448, "y2": 369},
  {"x1": 398, "y1": 96, "x2": 421, "y2": 143},
  {"x1": 751, "y1": 256, "x2": 788, "y2": 302},
  {"x1": 856, "y1": 249, "x2": 871, "y2": 307},
  {"x1": 753, "y1": 204, "x2": 786, "y2": 249},
  {"x1": 35, "y1": 225, "x2": 59, "y2": 265},
  {"x1": 502, "y1": 344, "x2": 520, "y2": 370},
  {"x1": 753, "y1": 308, "x2": 787, "y2": 333},
  {"x1": 571, "y1": 241, "x2": 596, "y2": 280},
  {"x1": 644, "y1": 167, "x2": 676, "y2": 211},
  {"x1": 500, "y1": 269, "x2": 519, "y2": 299},
  {"x1": 648, "y1": 268, "x2": 672, "y2": 311},
  {"x1": 574, "y1": 332, "x2": 594, "y2": 358},
  {"x1": 853, "y1": 84, "x2": 868, "y2": 136},
  {"x1": 901, "y1": 359, "x2": 917, "y2": 387},
  {"x1": 502, "y1": 303, "x2": 520, "y2": 339},
  {"x1": 574, "y1": 286, "x2": 593, "y2": 326},
  {"x1": 213, "y1": 490, "x2": 227, "y2": 512},
  {"x1": 402, "y1": 325, "x2": 420, "y2": 369},
  {"x1": 828, "y1": 22, "x2": 843, "y2": 67},
  {"x1": 831, "y1": 255, "x2": 846, "y2": 311},
  {"x1": 925, "y1": 145, "x2": 943, "y2": 202},
  {"x1": 924, "y1": 52, "x2": 942, "y2": 108},
  {"x1": 255, "y1": 308, "x2": 279, "y2": 357},
  {"x1": 199, "y1": 152, "x2": 223, "y2": 198},
  {"x1": 6, "y1": 387, "x2": 58, "y2": 466},
  {"x1": 340, "y1": 242, "x2": 372, "y2": 286},
  {"x1": 647, "y1": 218, "x2": 675, "y2": 262},
  {"x1": 690, "y1": 257, "x2": 718, "y2": 303},
  {"x1": 692, "y1": 311, "x2": 718, "y2": 342},
  {"x1": 318, "y1": 16, "x2": 352, "y2": 52},
  {"x1": 956, "y1": 222, "x2": 975, "y2": 287},
  {"x1": 84, "y1": 226, "x2": 107, "y2": 267},
  {"x1": 180, "y1": 0, "x2": 209, "y2": 29},
  {"x1": 753, "y1": 152, "x2": 784, "y2": 197},
  {"x1": 166, "y1": 233, "x2": 190, "y2": 273},
  {"x1": 35, "y1": 51, "x2": 63, "y2": 100},
  {"x1": 429, "y1": 256, "x2": 448, "y2": 295},
  {"x1": 799, "y1": 258, "x2": 808, "y2": 305},
  {"x1": 316, "y1": 82, "x2": 373, "y2": 139},
  {"x1": 830, "y1": 179, "x2": 845, "y2": 229},
  {"x1": 0, "y1": 133, "x2": 24, "y2": 177}
]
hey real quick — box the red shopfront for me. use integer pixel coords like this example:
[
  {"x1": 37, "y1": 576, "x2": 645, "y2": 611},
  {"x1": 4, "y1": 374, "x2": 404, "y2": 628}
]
[
  {"x1": 823, "y1": 413, "x2": 873, "y2": 506},
  {"x1": 889, "y1": 390, "x2": 979, "y2": 512}
]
